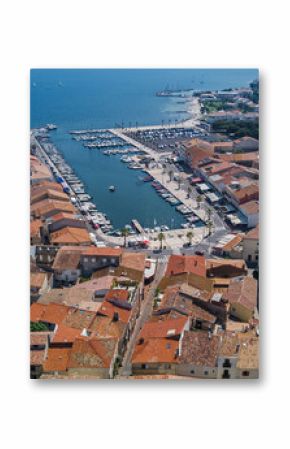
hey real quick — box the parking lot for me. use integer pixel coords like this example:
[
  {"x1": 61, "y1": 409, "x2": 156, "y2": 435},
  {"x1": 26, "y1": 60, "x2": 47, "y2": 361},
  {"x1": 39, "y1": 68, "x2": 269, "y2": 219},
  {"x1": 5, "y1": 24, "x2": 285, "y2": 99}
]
[{"x1": 125, "y1": 127, "x2": 207, "y2": 153}]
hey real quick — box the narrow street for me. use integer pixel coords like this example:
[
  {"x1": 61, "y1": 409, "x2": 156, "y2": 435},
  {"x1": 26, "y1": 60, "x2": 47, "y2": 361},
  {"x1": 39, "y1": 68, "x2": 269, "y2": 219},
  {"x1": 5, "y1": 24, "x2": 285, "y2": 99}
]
[{"x1": 118, "y1": 255, "x2": 168, "y2": 376}]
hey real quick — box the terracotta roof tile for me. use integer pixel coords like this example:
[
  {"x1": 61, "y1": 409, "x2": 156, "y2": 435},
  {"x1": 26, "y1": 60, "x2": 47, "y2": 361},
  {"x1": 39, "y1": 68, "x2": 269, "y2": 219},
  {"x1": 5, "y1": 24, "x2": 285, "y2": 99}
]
[
  {"x1": 139, "y1": 317, "x2": 188, "y2": 339},
  {"x1": 179, "y1": 331, "x2": 219, "y2": 367},
  {"x1": 50, "y1": 227, "x2": 91, "y2": 244},
  {"x1": 120, "y1": 252, "x2": 146, "y2": 272},
  {"x1": 166, "y1": 255, "x2": 206, "y2": 277},
  {"x1": 67, "y1": 337, "x2": 118, "y2": 369},
  {"x1": 132, "y1": 338, "x2": 179, "y2": 364},
  {"x1": 43, "y1": 347, "x2": 71, "y2": 372}
]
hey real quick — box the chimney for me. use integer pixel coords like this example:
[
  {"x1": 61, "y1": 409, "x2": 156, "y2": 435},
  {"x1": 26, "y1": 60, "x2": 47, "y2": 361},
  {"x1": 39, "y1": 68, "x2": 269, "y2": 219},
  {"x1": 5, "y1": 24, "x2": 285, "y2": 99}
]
[{"x1": 113, "y1": 312, "x2": 119, "y2": 322}]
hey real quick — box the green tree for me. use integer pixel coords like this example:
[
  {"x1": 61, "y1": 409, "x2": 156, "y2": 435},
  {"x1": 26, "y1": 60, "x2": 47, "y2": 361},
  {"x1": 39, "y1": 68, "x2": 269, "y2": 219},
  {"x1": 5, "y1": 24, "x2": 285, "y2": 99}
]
[
  {"x1": 30, "y1": 321, "x2": 49, "y2": 332},
  {"x1": 186, "y1": 230, "x2": 194, "y2": 246},
  {"x1": 121, "y1": 228, "x2": 129, "y2": 247},
  {"x1": 158, "y1": 232, "x2": 165, "y2": 250},
  {"x1": 196, "y1": 194, "x2": 203, "y2": 208}
]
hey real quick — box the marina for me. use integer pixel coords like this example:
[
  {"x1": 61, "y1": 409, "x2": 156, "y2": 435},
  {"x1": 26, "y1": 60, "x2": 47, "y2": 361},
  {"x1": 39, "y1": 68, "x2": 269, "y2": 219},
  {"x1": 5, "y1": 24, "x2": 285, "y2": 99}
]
[{"x1": 34, "y1": 125, "x2": 207, "y2": 239}]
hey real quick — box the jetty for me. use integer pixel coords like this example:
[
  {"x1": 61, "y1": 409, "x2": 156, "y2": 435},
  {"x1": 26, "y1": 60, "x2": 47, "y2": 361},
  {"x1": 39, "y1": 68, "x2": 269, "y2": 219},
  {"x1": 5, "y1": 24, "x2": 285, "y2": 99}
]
[{"x1": 132, "y1": 219, "x2": 145, "y2": 234}]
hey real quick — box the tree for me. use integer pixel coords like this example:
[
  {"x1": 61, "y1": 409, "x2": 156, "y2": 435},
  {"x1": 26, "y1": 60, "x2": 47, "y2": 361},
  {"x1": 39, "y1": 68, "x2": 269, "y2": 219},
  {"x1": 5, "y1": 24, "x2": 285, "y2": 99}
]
[
  {"x1": 158, "y1": 232, "x2": 165, "y2": 250},
  {"x1": 206, "y1": 220, "x2": 213, "y2": 236},
  {"x1": 121, "y1": 228, "x2": 129, "y2": 247},
  {"x1": 186, "y1": 230, "x2": 194, "y2": 246},
  {"x1": 207, "y1": 207, "x2": 212, "y2": 221},
  {"x1": 30, "y1": 321, "x2": 49, "y2": 332},
  {"x1": 196, "y1": 194, "x2": 203, "y2": 208}
]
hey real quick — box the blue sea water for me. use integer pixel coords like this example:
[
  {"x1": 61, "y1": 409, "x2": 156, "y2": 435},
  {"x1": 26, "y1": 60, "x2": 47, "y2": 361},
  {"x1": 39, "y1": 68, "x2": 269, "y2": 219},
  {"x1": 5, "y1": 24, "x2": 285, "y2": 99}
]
[{"x1": 30, "y1": 69, "x2": 258, "y2": 229}]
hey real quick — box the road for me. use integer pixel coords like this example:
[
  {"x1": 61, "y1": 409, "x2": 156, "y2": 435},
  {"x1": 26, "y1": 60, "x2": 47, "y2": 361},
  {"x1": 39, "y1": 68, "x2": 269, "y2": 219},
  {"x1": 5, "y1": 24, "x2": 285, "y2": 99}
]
[{"x1": 118, "y1": 255, "x2": 168, "y2": 376}]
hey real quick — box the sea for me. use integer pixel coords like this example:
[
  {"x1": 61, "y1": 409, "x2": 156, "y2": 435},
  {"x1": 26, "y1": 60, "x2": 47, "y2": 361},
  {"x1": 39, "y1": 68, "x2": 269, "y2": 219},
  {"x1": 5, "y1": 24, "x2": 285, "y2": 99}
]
[{"x1": 30, "y1": 69, "x2": 258, "y2": 230}]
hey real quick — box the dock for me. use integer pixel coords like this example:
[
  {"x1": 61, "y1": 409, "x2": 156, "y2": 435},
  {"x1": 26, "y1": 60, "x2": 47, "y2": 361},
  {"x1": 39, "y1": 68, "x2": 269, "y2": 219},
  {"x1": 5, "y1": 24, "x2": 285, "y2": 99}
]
[{"x1": 132, "y1": 219, "x2": 145, "y2": 234}]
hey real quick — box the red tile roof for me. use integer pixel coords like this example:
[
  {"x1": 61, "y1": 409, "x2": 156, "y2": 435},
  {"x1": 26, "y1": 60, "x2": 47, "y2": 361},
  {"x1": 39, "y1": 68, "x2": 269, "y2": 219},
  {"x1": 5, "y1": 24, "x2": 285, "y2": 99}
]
[
  {"x1": 179, "y1": 331, "x2": 219, "y2": 367},
  {"x1": 120, "y1": 252, "x2": 146, "y2": 272},
  {"x1": 245, "y1": 224, "x2": 259, "y2": 240},
  {"x1": 43, "y1": 347, "x2": 71, "y2": 372},
  {"x1": 97, "y1": 300, "x2": 131, "y2": 323},
  {"x1": 52, "y1": 324, "x2": 82, "y2": 344},
  {"x1": 67, "y1": 337, "x2": 118, "y2": 369},
  {"x1": 166, "y1": 255, "x2": 206, "y2": 277},
  {"x1": 30, "y1": 302, "x2": 70, "y2": 325},
  {"x1": 50, "y1": 227, "x2": 91, "y2": 244},
  {"x1": 105, "y1": 289, "x2": 129, "y2": 302},
  {"x1": 132, "y1": 338, "x2": 179, "y2": 364},
  {"x1": 139, "y1": 317, "x2": 188, "y2": 339}
]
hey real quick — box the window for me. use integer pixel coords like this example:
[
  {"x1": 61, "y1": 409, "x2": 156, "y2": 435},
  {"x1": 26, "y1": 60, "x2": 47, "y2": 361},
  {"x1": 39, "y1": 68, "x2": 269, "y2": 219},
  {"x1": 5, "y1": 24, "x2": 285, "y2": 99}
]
[
  {"x1": 204, "y1": 370, "x2": 208, "y2": 375},
  {"x1": 83, "y1": 257, "x2": 88, "y2": 263},
  {"x1": 242, "y1": 370, "x2": 250, "y2": 377},
  {"x1": 91, "y1": 257, "x2": 96, "y2": 263},
  {"x1": 190, "y1": 370, "x2": 195, "y2": 374},
  {"x1": 102, "y1": 258, "x2": 107, "y2": 264},
  {"x1": 255, "y1": 255, "x2": 259, "y2": 261},
  {"x1": 248, "y1": 255, "x2": 252, "y2": 262}
]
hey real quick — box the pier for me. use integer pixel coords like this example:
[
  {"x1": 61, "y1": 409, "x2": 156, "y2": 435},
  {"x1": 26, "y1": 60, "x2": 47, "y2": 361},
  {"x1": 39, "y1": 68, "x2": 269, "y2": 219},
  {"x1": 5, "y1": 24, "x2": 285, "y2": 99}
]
[{"x1": 132, "y1": 219, "x2": 145, "y2": 234}]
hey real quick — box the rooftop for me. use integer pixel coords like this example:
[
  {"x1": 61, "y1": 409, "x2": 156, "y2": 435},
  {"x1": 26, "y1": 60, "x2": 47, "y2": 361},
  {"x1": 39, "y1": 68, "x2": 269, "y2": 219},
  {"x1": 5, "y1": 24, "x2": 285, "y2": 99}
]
[
  {"x1": 82, "y1": 247, "x2": 123, "y2": 257},
  {"x1": 52, "y1": 246, "x2": 87, "y2": 271},
  {"x1": 30, "y1": 272, "x2": 47, "y2": 289},
  {"x1": 179, "y1": 331, "x2": 219, "y2": 367},
  {"x1": 227, "y1": 276, "x2": 258, "y2": 311},
  {"x1": 132, "y1": 337, "x2": 179, "y2": 364},
  {"x1": 39, "y1": 288, "x2": 94, "y2": 307},
  {"x1": 50, "y1": 227, "x2": 91, "y2": 245},
  {"x1": 245, "y1": 224, "x2": 259, "y2": 240},
  {"x1": 241, "y1": 200, "x2": 259, "y2": 215},
  {"x1": 139, "y1": 317, "x2": 188, "y2": 340},
  {"x1": 166, "y1": 255, "x2": 206, "y2": 278},
  {"x1": 120, "y1": 252, "x2": 146, "y2": 273},
  {"x1": 43, "y1": 347, "x2": 71, "y2": 372},
  {"x1": 62, "y1": 308, "x2": 96, "y2": 330},
  {"x1": 68, "y1": 337, "x2": 118, "y2": 369},
  {"x1": 237, "y1": 335, "x2": 259, "y2": 370}
]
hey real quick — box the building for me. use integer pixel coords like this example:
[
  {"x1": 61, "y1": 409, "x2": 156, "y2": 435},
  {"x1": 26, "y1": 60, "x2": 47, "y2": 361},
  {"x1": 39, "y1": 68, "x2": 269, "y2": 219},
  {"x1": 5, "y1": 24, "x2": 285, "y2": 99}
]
[
  {"x1": 240, "y1": 200, "x2": 259, "y2": 228},
  {"x1": 212, "y1": 233, "x2": 244, "y2": 258},
  {"x1": 233, "y1": 136, "x2": 259, "y2": 152},
  {"x1": 30, "y1": 272, "x2": 51, "y2": 303},
  {"x1": 243, "y1": 225, "x2": 259, "y2": 267},
  {"x1": 226, "y1": 276, "x2": 258, "y2": 322},
  {"x1": 66, "y1": 337, "x2": 119, "y2": 379},
  {"x1": 80, "y1": 247, "x2": 122, "y2": 277},
  {"x1": 176, "y1": 331, "x2": 220, "y2": 378},
  {"x1": 52, "y1": 246, "x2": 86, "y2": 284},
  {"x1": 49, "y1": 226, "x2": 91, "y2": 246},
  {"x1": 132, "y1": 337, "x2": 180, "y2": 375},
  {"x1": 30, "y1": 219, "x2": 43, "y2": 244},
  {"x1": 31, "y1": 198, "x2": 77, "y2": 219},
  {"x1": 30, "y1": 332, "x2": 50, "y2": 378},
  {"x1": 30, "y1": 155, "x2": 53, "y2": 184},
  {"x1": 31, "y1": 188, "x2": 69, "y2": 205}
]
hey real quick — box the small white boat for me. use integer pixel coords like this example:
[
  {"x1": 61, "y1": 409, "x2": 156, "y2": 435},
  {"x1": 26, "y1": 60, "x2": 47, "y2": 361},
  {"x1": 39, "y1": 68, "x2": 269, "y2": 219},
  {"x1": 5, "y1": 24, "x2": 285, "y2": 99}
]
[{"x1": 109, "y1": 185, "x2": 116, "y2": 192}]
